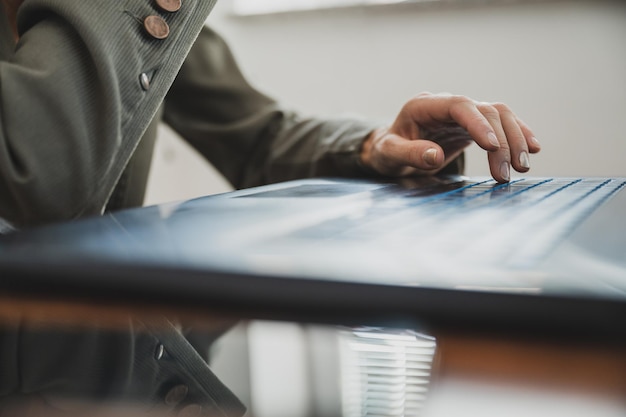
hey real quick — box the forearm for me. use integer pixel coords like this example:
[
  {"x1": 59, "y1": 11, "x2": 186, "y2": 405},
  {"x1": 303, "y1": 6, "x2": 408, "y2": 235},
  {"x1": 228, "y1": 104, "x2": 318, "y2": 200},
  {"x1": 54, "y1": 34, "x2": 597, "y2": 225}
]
[
  {"x1": 164, "y1": 26, "x2": 382, "y2": 189},
  {"x1": 237, "y1": 111, "x2": 381, "y2": 188}
]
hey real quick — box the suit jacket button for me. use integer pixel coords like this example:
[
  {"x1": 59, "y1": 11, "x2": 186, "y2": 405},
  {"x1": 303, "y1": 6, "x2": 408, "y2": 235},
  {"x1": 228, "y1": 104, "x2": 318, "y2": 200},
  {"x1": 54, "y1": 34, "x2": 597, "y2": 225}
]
[
  {"x1": 140, "y1": 73, "x2": 151, "y2": 90},
  {"x1": 144, "y1": 15, "x2": 170, "y2": 40},
  {"x1": 177, "y1": 404, "x2": 202, "y2": 417},
  {"x1": 155, "y1": 343, "x2": 165, "y2": 360},
  {"x1": 156, "y1": 0, "x2": 182, "y2": 12},
  {"x1": 165, "y1": 384, "x2": 189, "y2": 406}
]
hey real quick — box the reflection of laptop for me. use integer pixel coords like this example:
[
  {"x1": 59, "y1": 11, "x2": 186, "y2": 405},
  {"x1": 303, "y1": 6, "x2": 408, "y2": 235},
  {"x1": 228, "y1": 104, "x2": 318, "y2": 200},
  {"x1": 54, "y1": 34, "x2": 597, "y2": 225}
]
[{"x1": 0, "y1": 176, "x2": 625, "y2": 339}]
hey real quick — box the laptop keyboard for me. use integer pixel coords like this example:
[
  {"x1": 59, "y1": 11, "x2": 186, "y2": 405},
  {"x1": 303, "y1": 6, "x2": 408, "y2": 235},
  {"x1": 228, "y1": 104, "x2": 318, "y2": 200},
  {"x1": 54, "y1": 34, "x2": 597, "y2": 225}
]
[{"x1": 289, "y1": 178, "x2": 626, "y2": 268}]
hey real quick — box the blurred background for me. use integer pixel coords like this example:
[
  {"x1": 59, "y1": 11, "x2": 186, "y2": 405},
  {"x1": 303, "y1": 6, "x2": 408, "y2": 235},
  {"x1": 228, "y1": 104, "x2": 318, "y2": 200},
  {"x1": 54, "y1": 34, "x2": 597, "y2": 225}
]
[{"x1": 141, "y1": 1, "x2": 626, "y2": 416}]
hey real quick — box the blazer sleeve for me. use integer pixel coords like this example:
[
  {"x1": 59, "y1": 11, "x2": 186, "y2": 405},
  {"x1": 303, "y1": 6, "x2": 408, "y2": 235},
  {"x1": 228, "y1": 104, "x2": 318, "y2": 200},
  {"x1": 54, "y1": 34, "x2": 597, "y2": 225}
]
[
  {"x1": 0, "y1": 0, "x2": 217, "y2": 228},
  {"x1": 163, "y1": 26, "x2": 382, "y2": 189}
]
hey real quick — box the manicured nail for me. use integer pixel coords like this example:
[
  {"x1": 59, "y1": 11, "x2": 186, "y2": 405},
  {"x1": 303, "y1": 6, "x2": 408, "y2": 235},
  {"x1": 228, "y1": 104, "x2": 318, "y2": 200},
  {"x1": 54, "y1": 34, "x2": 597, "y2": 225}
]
[
  {"x1": 500, "y1": 161, "x2": 510, "y2": 182},
  {"x1": 487, "y1": 132, "x2": 500, "y2": 148},
  {"x1": 423, "y1": 148, "x2": 438, "y2": 166},
  {"x1": 519, "y1": 151, "x2": 530, "y2": 169},
  {"x1": 531, "y1": 136, "x2": 541, "y2": 148}
]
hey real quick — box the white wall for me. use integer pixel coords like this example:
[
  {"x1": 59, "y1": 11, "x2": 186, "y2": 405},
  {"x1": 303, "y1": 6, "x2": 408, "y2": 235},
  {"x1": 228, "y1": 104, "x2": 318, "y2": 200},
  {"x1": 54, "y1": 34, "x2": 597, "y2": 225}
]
[{"x1": 146, "y1": 0, "x2": 626, "y2": 204}]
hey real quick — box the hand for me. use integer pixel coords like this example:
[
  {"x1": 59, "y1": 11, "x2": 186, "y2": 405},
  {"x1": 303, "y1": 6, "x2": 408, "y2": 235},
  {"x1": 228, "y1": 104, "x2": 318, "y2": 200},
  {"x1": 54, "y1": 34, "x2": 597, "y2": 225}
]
[{"x1": 360, "y1": 92, "x2": 541, "y2": 183}]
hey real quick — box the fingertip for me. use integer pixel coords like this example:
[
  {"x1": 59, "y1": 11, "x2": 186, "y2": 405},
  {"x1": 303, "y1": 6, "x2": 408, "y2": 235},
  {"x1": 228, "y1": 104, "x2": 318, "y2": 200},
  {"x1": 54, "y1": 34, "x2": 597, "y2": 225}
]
[
  {"x1": 476, "y1": 131, "x2": 501, "y2": 152},
  {"x1": 529, "y1": 136, "x2": 541, "y2": 153},
  {"x1": 499, "y1": 161, "x2": 511, "y2": 182},
  {"x1": 517, "y1": 151, "x2": 531, "y2": 172},
  {"x1": 423, "y1": 148, "x2": 440, "y2": 167},
  {"x1": 517, "y1": 118, "x2": 540, "y2": 152},
  {"x1": 487, "y1": 132, "x2": 500, "y2": 149},
  {"x1": 490, "y1": 159, "x2": 511, "y2": 183}
]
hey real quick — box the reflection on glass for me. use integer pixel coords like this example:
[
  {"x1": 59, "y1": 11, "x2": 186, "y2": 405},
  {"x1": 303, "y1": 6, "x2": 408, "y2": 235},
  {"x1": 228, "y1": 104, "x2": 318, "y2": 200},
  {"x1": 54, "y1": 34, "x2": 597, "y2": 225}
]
[
  {"x1": 0, "y1": 318, "x2": 246, "y2": 417},
  {"x1": 339, "y1": 327, "x2": 437, "y2": 417},
  {"x1": 0, "y1": 316, "x2": 438, "y2": 417}
]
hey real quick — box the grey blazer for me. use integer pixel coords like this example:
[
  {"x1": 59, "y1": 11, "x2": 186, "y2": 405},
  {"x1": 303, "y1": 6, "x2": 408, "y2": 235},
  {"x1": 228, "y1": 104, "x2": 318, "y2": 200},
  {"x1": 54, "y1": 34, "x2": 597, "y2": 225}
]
[
  {"x1": 0, "y1": 0, "x2": 464, "y2": 413},
  {"x1": 0, "y1": 0, "x2": 213, "y2": 226},
  {"x1": 0, "y1": 0, "x2": 382, "y2": 229},
  {"x1": 0, "y1": 1, "x2": 242, "y2": 414},
  {"x1": 0, "y1": 0, "x2": 382, "y2": 414}
]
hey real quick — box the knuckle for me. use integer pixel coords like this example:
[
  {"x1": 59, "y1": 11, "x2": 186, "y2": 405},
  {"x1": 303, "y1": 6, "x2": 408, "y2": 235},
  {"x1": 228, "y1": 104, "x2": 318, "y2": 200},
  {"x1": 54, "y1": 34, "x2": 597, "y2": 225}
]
[
  {"x1": 450, "y1": 95, "x2": 471, "y2": 106},
  {"x1": 448, "y1": 95, "x2": 473, "y2": 115},
  {"x1": 377, "y1": 137, "x2": 402, "y2": 166},
  {"x1": 407, "y1": 145, "x2": 423, "y2": 166},
  {"x1": 372, "y1": 138, "x2": 397, "y2": 171},
  {"x1": 468, "y1": 114, "x2": 487, "y2": 126},
  {"x1": 404, "y1": 96, "x2": 423, "y2": 111},
  {"x1": 495, "y1": 142, "x2": 511, "y2": 156},
  {"x1": 477, "y1": 103, "x2": 500, "y2": 120},
  {"x1": 375, "y1": 134, "x2": 392, "y2": 154},
  {"x1": 492, "y1": 102, "x2": 512, "y2": 114}
]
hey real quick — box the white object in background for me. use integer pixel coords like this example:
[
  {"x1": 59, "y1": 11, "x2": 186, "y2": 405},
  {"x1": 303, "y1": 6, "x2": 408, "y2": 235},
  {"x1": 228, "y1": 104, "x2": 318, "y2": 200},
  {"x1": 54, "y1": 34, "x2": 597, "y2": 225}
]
[
  {"x1": 248, "y1": 321, "x2": 312, "y2": 417},
  {"x1": 232, "y1": 0, "x2": 438, "y2": 16}
]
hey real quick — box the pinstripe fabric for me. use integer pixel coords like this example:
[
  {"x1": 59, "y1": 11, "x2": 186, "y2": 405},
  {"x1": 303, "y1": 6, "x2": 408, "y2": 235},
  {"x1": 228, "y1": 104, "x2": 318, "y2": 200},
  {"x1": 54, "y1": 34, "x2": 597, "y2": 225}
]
[{"x1": 0, "y1": 0, "x2": 216, "y2": 227}]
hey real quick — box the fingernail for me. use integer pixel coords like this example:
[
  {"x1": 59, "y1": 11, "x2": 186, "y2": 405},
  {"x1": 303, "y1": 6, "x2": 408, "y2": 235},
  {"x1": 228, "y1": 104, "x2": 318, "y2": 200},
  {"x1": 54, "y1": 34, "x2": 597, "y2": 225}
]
[
  {"x1": 423, "y1": 148, "x2": 438, "y2": 166},
  {"x1": 519, "y1": 151, "x2": 530, "y2": 169},
  {"x1": 488, "y1": 132, "x2": 500, "y2": 148},
  {"x1": 531, "y1": 136, "x2": 541, "y2": 148},
  {"x1": 500, "y1": 161, "x2": 510, "y2": 182}
]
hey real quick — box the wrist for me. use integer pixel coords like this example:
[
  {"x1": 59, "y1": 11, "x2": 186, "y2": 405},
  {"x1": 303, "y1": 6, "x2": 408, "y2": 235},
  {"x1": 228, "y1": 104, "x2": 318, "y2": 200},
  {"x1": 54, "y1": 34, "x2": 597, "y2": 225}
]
[{"x1": 359, "y1": 127, "x2": 387, "y2": 174}]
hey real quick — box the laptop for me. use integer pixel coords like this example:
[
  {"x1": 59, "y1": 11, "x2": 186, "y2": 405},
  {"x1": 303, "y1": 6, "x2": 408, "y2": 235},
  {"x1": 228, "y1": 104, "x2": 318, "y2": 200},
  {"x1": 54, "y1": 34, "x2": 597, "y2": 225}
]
[{"x1": 0, "y1": 175, "x2": 624, "y2": 340}]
